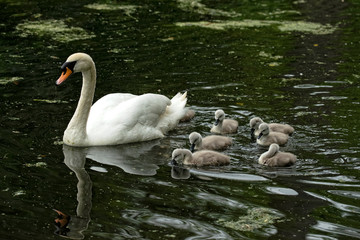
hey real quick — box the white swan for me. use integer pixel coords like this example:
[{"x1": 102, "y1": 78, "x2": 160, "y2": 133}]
[
  {"x1": 257, "y1": 123, "x2": 289, "y2": 147},
  {"x1": 171, "y1": 148, "x2": 230, "y2": 167},
  {"x1": 258, "y1": 143, "x2": 297, "y2": 167},
  {"x1": 189, "y1": 132, "x2": 232, "y2": 152},
  {"x1": 250, "y1": 117, "x2": 294, "y2": 137},
  {"x1": 56, "y1": 53, "x2": 187, "y2": 146},
  {"x1": 210, "y1": 109, "x2": 238, "y2": 134}
]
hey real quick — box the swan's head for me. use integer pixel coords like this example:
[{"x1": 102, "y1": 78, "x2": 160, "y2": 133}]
[
  {"x1": 56, "y1": 53, "x2": 94, "y2": 85},
  {"x1": 258, "y1": 123, "x2": 270, "y2": 139},
  {"x1": 214, "y1": 109, "x2": 225, "y2": 126},
  {"x1": 189, "y1": 132, "x2": 202, "y2": 152},
  {"x1": 171, "y1": 148, "x2": 190, "y2": 166}
]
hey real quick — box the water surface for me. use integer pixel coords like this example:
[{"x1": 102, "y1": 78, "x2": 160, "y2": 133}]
[{"x1": 0, "y1": 0, "x2": 359, "y2": 239}]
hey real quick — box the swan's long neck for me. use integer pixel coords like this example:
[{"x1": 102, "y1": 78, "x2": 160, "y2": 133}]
[{"x1": 64, "y1": 65, "x2": 96, "y2": 146}]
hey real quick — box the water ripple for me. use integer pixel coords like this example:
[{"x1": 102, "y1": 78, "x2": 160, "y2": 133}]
[
  {"x1": 299, "y1": 180, "x2": 360, "y2": 187},
  {"x1": 293, "y1": 84, "x2": 333, "y2": 89},
  {"x1": 312, "y1": 220, "x2": 360, "y2": 239},
  {"x1": 305, "y1": 191, "x2": 360, "y2": 214},
  {"x1": 190, "y1": 169, "x2": 269, "y2": 182},
  {"x1": 122, "y1": 209, "x2": 233, "y2": 240}
]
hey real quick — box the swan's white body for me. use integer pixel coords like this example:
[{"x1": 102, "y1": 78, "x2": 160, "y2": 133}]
[{"x1": 57, "y1": 53, "x2": 187, "y2": 146}]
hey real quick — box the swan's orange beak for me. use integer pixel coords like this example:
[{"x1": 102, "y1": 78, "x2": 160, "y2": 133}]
[{"x1": 56, "y1": 67, "x2": 73, "y2": 85}]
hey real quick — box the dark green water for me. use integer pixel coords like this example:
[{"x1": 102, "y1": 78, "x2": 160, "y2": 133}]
[{"x1": 0, "y1": 0, "x2": 359, "y2": 239}]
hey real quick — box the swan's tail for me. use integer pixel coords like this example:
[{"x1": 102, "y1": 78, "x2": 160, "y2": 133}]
[{"x1": 158, "y1": 92, "x2": 188, "y2": 133}]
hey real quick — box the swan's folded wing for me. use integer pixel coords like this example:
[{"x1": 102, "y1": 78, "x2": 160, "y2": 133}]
[{"x1": 86, "y1": 93, "x2": 171, "y2": 144}]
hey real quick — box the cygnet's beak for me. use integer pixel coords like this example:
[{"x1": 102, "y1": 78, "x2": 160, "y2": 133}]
[
  {"x1": 171, "y1": 159, "x2": 178, "y2": 166},
  {"x1": 258, "y1": 133, "x2": 263, "y2": 139},
  {"x1": 214, "y1": 119, "x2": 220, "y2": 126},
  {"x1": 251, "y1": 128, "x2": 255, "y2": 136},
  {"x1": 190, "y1": 144, "x2": 195, "y2": 153}
]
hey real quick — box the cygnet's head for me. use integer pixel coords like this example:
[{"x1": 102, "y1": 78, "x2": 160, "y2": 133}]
[
  {"x1": 249, "y1": 117, "x2": 263, "y2": 135},
  {"x1": 214, "y1": 109, "x2": 225, "y2": 126},
  {"x1": 171, "y1": 149, "x2": 190, "y2": 166},
  {"x1": 56, "y1": 53, "x2": 94, "y2": 85},
  {"x1": 189, "y1": 132, "x2": 202, "y2": 152},
  {"x1": 268, "y1": 143, "x2": 280, "y2": 153},
  {"x1": 258, "y1": 123, "x2": 270, "y2": 139},
  {"x1": 249, "y1": 117, "x2": 263, "y2": 129}
]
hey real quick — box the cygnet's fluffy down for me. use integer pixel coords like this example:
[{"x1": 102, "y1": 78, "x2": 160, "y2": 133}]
[
  {"x1": 210, "y1": 109, "x2": 238, "y2": 134},
  {"x1": 250, "y1": 117, "x2": 294, "y2": 137},
  {"x1": 180, "y1": 108, "x2": 195, "y2": 122},
  {"x1": 189, "y1": 132, "x2": 232, "y2": 152},
  {"x1": 257, "y1": 123, "x2": 289, "y2": 147},
  {"x1": 258, "y1": 143, "x2": 297, "y2": 167},
  {"x1": 171, "y1": 148, "x2": 230, "y2": 167}
]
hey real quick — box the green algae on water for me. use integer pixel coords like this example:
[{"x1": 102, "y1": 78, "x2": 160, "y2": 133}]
[
  {"x1": 24, "y1": 162, "x2": 47, "y2": 168},
  {"x1": 176, "y1": 19, "x2": 337, "y2": 35},
  {"x1": 0, "y1": 77, "x2": 23, "y2": 85},
  {"x1": 33, "y1": 98, "x2": 69, "y2": 104},
  {"x1": 177, "y1": 0, "x2": 241, "y2": 17},
  {"x1": 84, "y1": 3, "x2": 139, "y2": 16},
  {"x1": 15, "y1": 19, "x2": 95, "y2": 43},
  {"x1": 217, "y1": 207, "x2": 282, "y2": 232}
]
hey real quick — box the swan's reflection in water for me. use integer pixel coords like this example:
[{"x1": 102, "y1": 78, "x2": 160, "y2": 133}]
[
  {"x1": 84, "y1": 139, "x2": 165, "y2": 176},
  {"x1": 57, "y1": 140, "x2": 169, "y2": 239},
  {"x1": 59, "y1": 145, "x2": 92, "y2": 239}
]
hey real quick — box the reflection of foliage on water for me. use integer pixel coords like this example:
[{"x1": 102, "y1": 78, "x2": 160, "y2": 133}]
[
  {"x1": 217, "y1": 207, "x2": 282, "y2": 232},
  {"x1": 15, "y1": 19, "x2": 95, "y2": 42}
]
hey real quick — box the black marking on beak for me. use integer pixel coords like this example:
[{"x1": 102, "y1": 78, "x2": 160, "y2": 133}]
[
  {"x1": 190, "y1": 144, "x2": 195, "y2": 153},
  {"x1": 171, "y1": 159, "x2": 178, "y2": 166},
  {"x1": 61, "y1": 60, "x2": 76, "y2": 73}
]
